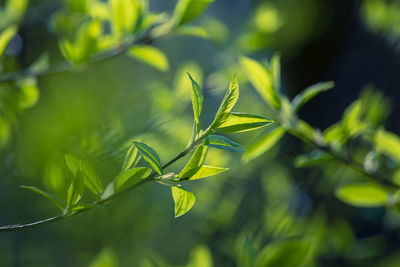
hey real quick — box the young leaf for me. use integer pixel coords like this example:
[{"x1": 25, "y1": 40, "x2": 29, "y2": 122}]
[
  {"x1": 67, "y1": 170, "x2": 85, "y2": 209},
  {"x1": 171, "y1": 185, "x2": 196, "y2": 218},
  {"x1": 240, "y1": 56, "x2": 280, "y2": 109},
  {"x1": 242, "y1": 126, "x2": 285, "y2": 162},
  {"x1": 270, "y1": 53, "x2": 281, "y2": 93},
  {"x1": 121, "y1": 143, "x2": 139, "y2": 171},
  {"x1": 187, "y1": 73, "x2": 204, "y2": 125},
  {"x1": 178, "y1": 145, "x2": 208, "y2": 179},
  {"x1": 128, "y1": 45, "x2": 169, "y2": 72},
  {"x1": 254, "y1": 239, "x2": 310, "y2": 267},
  {"x1": 336, "y1": 183, "x2": 389, "y2": 207},
  {"x1": 294, "y1": 150, "x2": 334, "y2": 167},
  {"x1": 211, "y1": 74, "x2": 239, "y2": 127},
  {"x1": 28, "y1": 53, "x2": 50, "y2": 75},
  {"x1": 0, "y1": 25, "x2": 17, "y2": 57},
  {"x1": 204, "y1": 135, "x2": 244, "y2": 152},
  {"x1": 291, "y1": 82, "x2": 335, "y2": 112},
  {"x1": 21, "y1": 186, "x2": 64, "y2": 212},
  {"x1": 114, "y1": 167, "x2": 151, "y2": 192},
  {"x1": 65, "y1": 154, "x2": 80, "y2": 176},
  {"x1": 213, "y1": 112, "x2": 273, "y2": 133},
  {"x1": 110, "y1": 0, "x2": 140, "y2": 34},
  {"x1": 72, "y1": 203, "x2": 103, "y2": 212},
  {"x1": 375, "y1": 129, "x2": 400, "y2": 163},
  {"x1": 134, "y1": 142, "x2": 163, "y2": 175},
  {"x1": 172, "y1": 0, "x2": 215, "y2": 26},
  {"x1": 187, "y1": 165, "x2": 228, "y2": 180},
  {"x1": 64, "y1": 154, "x2": 103, "y2": 195}
]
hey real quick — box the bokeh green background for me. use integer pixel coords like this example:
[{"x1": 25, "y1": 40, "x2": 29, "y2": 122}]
[{"x1": 1, "y1": 0, "x2": 400, "y2": 266}]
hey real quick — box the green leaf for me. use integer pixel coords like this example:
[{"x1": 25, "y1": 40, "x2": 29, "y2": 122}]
[
  {"x1": 171, "y1": 185, "x2": 196, "y2": 217},
  {"x1": 21, "y1": 186, "x2": 64, "y2": 212},
  {"x1": 291, "y1": 81, "x2": 335, "y2": 112},
  {"x1": 187, "y1": 73, "x2": 204, "y2": 125},
  {"x1": 67, "y1": 170, "x2": 85, "y2": 209},
  {"x1": 254, "y1": 239, "x2": 310, "y2": 267},
  {"x1": 175, "y1": 25, "x2": 209, "y2": 38},
  {"x1": 172, "y1": 0, "x2": 215, "y2": 26},
  {"x1": 375, "y1": 129, "x2": 400, "y2": 163},
  {"x1": 64, "y1": 154, "x2": 103, "y2": 195},
  {"x1": 110, "y1": 0, "x2": 140, "y2": 34},
  {"x1": 114, "y1": 167, "x2": 151, "y2": 192},
  {"x1": 128, "y1": 45, "x2": 169, "y2": 72},
  {"x1": 134, "y1": 142, "x2": 163, "y2": 175},
  {"x1": 204, "y1": 135, "x2": 244, "y2": 152},
  {"x1": 187, "y1": 165, "x2": 228, "y2": 180},
  {"x1": 211, "y1": 74, "x2": 239, "y2": 127},
  {"x1": 72, "y1": 203, "x2": 103, "y2": 212},
  {"x1": 213, "y1": 112, "x2": 273, "y2": 133},
  {"x1": 270, "y1": 53, "x2": 281, "y2": 93},
  {"x1": 121, "y1": 143, "x2": 139, "y2": 171},
  {"x1": 0, "y1": 25, "x2": 17, "y2": 57},
  {"x1": 336, "y1": 183, "x2": 389, "y2": 207},
  {"x1": 178, "y1": 145, "x2": 208, "y2": 179},
  {"x1": 240, "y1": 56, "x2": 280, "y2": 109},
  {"x1": 242, "y1": 126, "x2": 285, "y2": 162}
]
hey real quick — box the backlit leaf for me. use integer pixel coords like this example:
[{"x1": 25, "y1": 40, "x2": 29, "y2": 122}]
[
  {"x1": 134, "y1": 142, "x2": 163, "y2": 175},
  {"x1": 172, "y1": 185, "x2": 196, "y2": 217},
  {"x1": 375, "y1": 129, "x2": 400, "y2": 163},
  {"x1": 336, "y1": 183, "x2": 389, "y2": 207},
  {"x1": 240, "y1": 56, "x2": 280, "y2": 109},
  {"x1": 291, "y1": 81, "x2": 334, "y2": 112},
  {"x1": 242, "y1": 126, "x2": 285, "y2": 162},
  {"x1": 172, "y1": 0, "x2": 214, "y2": 26},
  {"x1": 0, "y1": 25, "x2": 17, "y2": 57},
  {"x1": 187, "y1": 165, "x2": 228, "y2": 180},
  {"x1": 187, "y1": 73, "x2": 204, "y2": 125},
  {"x1": 213, "y1": 112, "x2": 273, "y2": 133},
  {"x1": 114, "y1": 167, "x2": 151, "y2": 192},
  {"x1": 128, "y1": 45, "x2": 169, "y2": 72},
  {"x1": 204, "y1": 135, "x2": 244, "y2": 152},
  {"x1": 178, "y1": 145, "x2": 208, "y2": 179},
  {"x1": 121, "y1": 143, "x2": 139, "y2": 171}
]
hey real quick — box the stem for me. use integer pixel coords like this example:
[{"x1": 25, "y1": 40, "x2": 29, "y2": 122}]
[
  {"x1": 0, "y1": 142, "x2": 196, "y2": 232},
  {"x1": 289, "y1": 127, "x2": 397, "y2": 189}
]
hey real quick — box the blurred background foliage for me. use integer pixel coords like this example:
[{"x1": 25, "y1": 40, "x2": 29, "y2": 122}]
[{"x1": 1, "y1": 0, "x2": 400, "y2": 266}]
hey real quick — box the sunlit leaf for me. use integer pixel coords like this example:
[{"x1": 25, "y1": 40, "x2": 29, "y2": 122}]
[
  {"x1": 110, "y1": 0, "x2": 140, "y2": 34},
  {"x1": 134, "y1": 142, "x2": 163, "y2": 175},
  {"x1": 270, "y1": 53, "x2": 281, "y2": 93},
  {"x1": 67, "y1": 170, "x2": 85, "y2": 209},
  {"x1": 21, "y1": 186, "x2": 64, "y2": 212},
  {"x1": 121, "y1": 143, "x2": 139, "y2": 171},
  {"x1": 187, "y1": 73, "x2": 204, "y2": 125},
  {"x1": 64, "y1": 155, "x2": 103, "y2": 195},
  {"x1": 172, "y1": 0, "x2": 214, "y2": 26},
  {"x1": 178, "y1": 145, "x2": 208, "y2": 179},
  {"x1": 89, "y1": 248, "x2": 119, "y2": 267},
  {"x1": 254, "y1": 239, "x2": 310, "y2": 267},
  {"x1": 211, "y1": 74, "x2": 239, "y2": 127},
  {"x1": 213, "y1": 112, "x2": 273, "y2": 133},
  {"x1": 336, "y1": 183, "x2": 389, "y2": 207},
  {"x1": 187, "y1": 245, "x2": 213, "y2": 267},
  {"x1": 175, "y1": 25, "x2": 209, "y2": 38},
  {"x1": 291, "y1": 81, "x2": 334, "y2": 112},
  {"x1": 128, "y1": 45, "x2": 169, "y2": 72},
  {"x1": 114, "y1": 167, "x2": 151, "y2": 192},
  {"x1": 171, "y1": 185, "x2": 196, "y2": 217},
  {"x1": 0, "y1": 25, "x2": 17, "y2": 57},
  {"x1": 187, "y1": 165, "x2": 228, "y2": 180},
  {"x1": 240, "y1": 56, "x2": 280, "y2": 109},
  {"x1": 204, "y1": 135, "x2": 244, "y2": 152},
  {"x1": 375, "y1": 129, "x2": 400, "y2": 163},
  {"x1": 242, "y1": 126, "x2": 285, "y2": 162}
]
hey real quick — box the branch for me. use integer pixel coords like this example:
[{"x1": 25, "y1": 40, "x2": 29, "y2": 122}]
[{"x1": 0, "y1": 143, "x2": 194, "y2": 232}]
